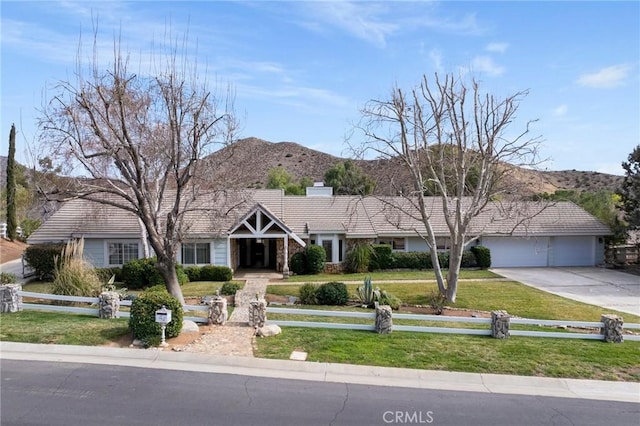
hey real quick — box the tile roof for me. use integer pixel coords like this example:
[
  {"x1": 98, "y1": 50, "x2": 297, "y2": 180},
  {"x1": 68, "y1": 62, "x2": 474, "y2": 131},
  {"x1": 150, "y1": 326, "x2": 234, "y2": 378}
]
[{"x1": 28, "y1": 190, "x2": 611, "y2": 244}]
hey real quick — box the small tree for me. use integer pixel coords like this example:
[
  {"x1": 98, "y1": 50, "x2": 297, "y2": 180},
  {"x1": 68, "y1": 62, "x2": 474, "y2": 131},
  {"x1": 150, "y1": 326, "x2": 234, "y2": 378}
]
[
  {"x1": 6, "y1": 124, "x2": 18, "y2": 240},
  {"x1": 619, "y1": 145, "x2": 640, "y2": 232},
  {"x1": 324, "y1": 160, "x2": 375, "y2": 195}
]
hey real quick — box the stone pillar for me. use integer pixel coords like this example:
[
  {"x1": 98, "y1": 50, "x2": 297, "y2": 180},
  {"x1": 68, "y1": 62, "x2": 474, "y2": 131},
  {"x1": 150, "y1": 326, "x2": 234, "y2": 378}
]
[
  {"x1": 491, "y1": 310, "x2": 510, "y2": 339},
  {"x1": 208, "y1": 295, "x2": 228, "y2": 325},
  {"x1": 249, "y1": 298, "x2": 267, "y2": 328},
  {"x1": 98, "y1": 291, "x2": 120, "y2": 319},
  {"x1": 0, "y1": 284, "x2": 23, "y2": 313},
  {"x1": 375, "y1": 304, "x2": 393, "y2": 334},
  {"x1": 601, "y1": 314, "x2": 624, "y2": 343}
]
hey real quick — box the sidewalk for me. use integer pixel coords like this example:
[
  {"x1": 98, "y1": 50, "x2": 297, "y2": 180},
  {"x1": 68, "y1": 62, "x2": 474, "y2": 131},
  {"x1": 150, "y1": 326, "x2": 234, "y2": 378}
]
[{"x1": 1, "y1": 341, "x2": 638, "y2": 403}]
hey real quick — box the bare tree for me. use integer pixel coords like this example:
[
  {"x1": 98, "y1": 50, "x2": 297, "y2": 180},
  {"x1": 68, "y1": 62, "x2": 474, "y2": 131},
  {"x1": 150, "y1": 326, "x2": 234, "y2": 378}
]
[
  {"x1": 38, "y1": 30, "x2": 238, "y2": 305},
  {"x1": 355, "y1": 73, "x2": 542, "y2": 302}
]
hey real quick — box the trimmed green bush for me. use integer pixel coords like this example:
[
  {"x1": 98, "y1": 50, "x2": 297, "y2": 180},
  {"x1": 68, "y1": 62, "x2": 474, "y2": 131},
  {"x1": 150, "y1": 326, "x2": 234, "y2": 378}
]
[
  {"x1": 122, "y1": 258, "x2": 188, "y2": 289},
  {"x1": 471, "y1": 245, "x2": 491, "y2": 269},
  {"x1": 290, "y1": 252, "x2": 306, "y2": 275},
  {"x1": 460, "y1": 250, "x2": 478, "y2": 268},
  {"x1": 220, "y1": 282, "x2": 241, "y2": 295},
  {"x1": 298, "y1": 283, "x2": 318, "y2": 305},
  {"x1": 316, "y1": 281, "x2": 348, "y2": 306},
  {"x1": 392, "y1": 251, "x2": 432, "y2": 269},
  {"x1": 437, "y1": 251, "x2": 450, "y2": 269},
  {"x1": 24, "y1": 243, "x2": 64, "y2": 278},
  {"x1": 129, "y1": 287, "x2": 183, "y2": 347},
  {"x1": 370, "y1": 244, "x2": 394, "y2": 271},
  {"x1": 199, "y1": 265, "x2": 233, "y2": 282},
  {"x1": 184, "y1": 266, "x2": 201, "y2": 281},
  {"x1": 305, "y1": 245, "x2": 326, "y2": 274},
  {"x1": 344, "y1": 243, "x2": 373, "y2": 273}
]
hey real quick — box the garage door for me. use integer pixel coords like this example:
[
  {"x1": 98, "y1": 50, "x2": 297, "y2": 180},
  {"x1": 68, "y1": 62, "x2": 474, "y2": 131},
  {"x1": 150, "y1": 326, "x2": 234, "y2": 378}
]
[
  {"x1": 482, "y1": 237, "x2": 549, "y2": 267},
  {"x1": 549, "y1": 236, "x2": 594, "y2": 266}
]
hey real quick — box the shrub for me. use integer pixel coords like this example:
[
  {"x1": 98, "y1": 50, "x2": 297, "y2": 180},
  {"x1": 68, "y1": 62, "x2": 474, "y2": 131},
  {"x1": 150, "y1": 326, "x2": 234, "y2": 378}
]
[
  {"x1": 24, "y1": 243, "x2": 64, "y2": 279},
  {"x1": 355, "y1": 276, "x2": 379, "y2": 308},
  {"x1": 427, "y1": 289, "x2": 447, "y2": 315},
  {"x1": 220, "y1": 282, "x2": 241, "y2": 295},
  {"x1": 122, "y1": 258, "x2": 162, "y2": 290},
  {"x1": 460, "y1": 250, "x2": 478, "y2": 268},
  {"x1": 437, "y1": 251, "x2": 450, "y2": 269},
  {"x1": 51, "y1": 239, "x2": 102, "y2": 297},
  {"x1": 379, "y1": 290, "x2": 402, "y2": 311},
  {"x1": 129, "y1": 287, "x2": 183, "y2": 347},
  {"x1": 392, "y1": 252, "x2": 432, "y2": 269},
  {"x1": 370, "y1": 244, "x2": 394, "y2": 271},
  {"x1": 175, "y1": 264, "x2": 189, "y2": 285},
  {"x1": 290, "y1": 252, "x2": 306, "y2": 275},
  {"x1": 199, "y1": 265, "x2": 232, "y2": 282},
  {"x1": 0, "y1": 272, "x2": 18, "y2": 284},
  {"x1": 298, "y1": 283, "x2": 318, "y2": 305},
  {"x1": 184, "y1": 266, "x2": 201, "y2": 281},
  {"x1": 95, "y1": 267, "x2": 123, "y2": 282},
  {"x1": 471, "y1": 245, "x2": 491, "y2": 269},
  {"x1": 344, "y1": 243, "x2": 373, "y2": 273},
  {"x1": 316, "y1": 281, "x2": 348, "y2": 306},
  {"x1": 305, "y1": 245, "x2": 326, "y2": 274}
]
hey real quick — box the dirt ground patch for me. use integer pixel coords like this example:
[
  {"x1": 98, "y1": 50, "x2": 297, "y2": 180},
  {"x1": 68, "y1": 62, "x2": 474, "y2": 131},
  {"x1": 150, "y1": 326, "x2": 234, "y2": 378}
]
[{"x1": 0, "y1": 238, "x2": 27, "y2": 263}]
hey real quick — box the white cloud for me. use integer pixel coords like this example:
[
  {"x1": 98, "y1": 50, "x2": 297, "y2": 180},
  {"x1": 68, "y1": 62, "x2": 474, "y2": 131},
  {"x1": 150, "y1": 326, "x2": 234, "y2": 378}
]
[
  {"x1": 552, "y1": 104, "x2": 568, "y2": 117},
  {"x1": 485, "y1": 42, "x2": 509, "y2": 53},
  {"x1": 576, "y1": 64, "x2": 632, "y2": 88},
  {"x1": 469, "y1": 56, "x2": 505, "y2": 76}
]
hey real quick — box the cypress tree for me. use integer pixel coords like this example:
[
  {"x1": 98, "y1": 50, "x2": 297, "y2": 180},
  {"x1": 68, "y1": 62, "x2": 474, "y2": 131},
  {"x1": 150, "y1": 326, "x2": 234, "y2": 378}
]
[{"x1": 6, "y1": 124, "x2": 17, "y2": 241}]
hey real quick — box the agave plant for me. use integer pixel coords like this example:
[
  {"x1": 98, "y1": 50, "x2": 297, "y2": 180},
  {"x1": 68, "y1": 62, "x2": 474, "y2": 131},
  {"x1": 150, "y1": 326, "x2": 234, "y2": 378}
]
[{"x1": 356, "y1": 276, "x2": 380, "y2": 308}]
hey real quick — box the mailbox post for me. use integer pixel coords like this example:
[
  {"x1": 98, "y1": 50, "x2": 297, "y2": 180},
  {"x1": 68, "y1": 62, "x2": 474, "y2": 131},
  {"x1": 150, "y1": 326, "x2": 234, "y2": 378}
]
[{"x1": 155, "y1": 305, "x2": 172, "y2": 347}]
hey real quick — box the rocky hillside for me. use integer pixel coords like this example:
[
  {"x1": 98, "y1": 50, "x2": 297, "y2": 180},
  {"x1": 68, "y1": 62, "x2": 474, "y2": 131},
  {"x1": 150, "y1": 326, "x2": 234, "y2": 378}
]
[
  {"x1": 1, "y1": 138, "x2": 624, "y2": 196},
  {"x1": 202, "y1": 137, "x2": 624, "y2": 195}
]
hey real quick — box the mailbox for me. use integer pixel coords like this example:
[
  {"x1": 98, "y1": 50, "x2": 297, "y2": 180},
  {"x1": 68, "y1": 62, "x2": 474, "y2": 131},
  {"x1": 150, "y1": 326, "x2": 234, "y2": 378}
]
[{"x1": 155, "y1": 305, "x2": 172, "y2": 325}]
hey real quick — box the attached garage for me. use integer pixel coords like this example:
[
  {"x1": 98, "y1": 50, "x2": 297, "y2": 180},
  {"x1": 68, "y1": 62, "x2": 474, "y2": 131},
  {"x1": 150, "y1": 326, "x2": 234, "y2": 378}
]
[
  {"x1": 482, "y1": 236, "x2": 550, "y2": 267},
  {"x1": 482, "y1": 235, "x2": 601, "y2": 267},
  {"x1": 549, "y1": 236, "x2": 595, "y2": 267}
]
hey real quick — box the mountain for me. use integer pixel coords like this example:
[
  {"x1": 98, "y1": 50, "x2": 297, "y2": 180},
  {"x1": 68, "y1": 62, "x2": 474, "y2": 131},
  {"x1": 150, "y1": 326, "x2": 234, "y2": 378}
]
[{"x1": 202, "y1": 137, "x2": 624, "y2": 195}]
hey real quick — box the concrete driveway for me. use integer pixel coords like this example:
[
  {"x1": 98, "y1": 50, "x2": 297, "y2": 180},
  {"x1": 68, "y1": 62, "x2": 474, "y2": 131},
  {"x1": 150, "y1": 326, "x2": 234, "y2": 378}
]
[{"x1": 491, "y1": 267, "x2": 640, "y2": 316}]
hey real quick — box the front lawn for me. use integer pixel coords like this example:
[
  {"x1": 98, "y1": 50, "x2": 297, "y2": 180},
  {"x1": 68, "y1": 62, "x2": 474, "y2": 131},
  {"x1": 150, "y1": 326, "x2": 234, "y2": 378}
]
[{"x1": 284, "y1": 269, "x2": 499, "y2": 283}]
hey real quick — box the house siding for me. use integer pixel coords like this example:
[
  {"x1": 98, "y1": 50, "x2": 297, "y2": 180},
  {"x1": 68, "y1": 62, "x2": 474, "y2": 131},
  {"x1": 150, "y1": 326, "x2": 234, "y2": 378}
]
[{"x1": 213, "y1": 239, "x2": 227, "y2": 266}]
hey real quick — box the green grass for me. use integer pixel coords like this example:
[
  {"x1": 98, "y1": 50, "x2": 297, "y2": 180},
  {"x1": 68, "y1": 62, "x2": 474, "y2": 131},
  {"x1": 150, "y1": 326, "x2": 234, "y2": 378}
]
[
  {"x1": 268, "y1": 280, "x2": 640, "y2": 323},
  {"x1": 284, "y1": 269, "x2": 499, "y2": 282},
  {"x1": 255, "y1": 328, "x2": 640, "y2": 381},
  {"x1": 0, "y1": 311, "x2": 130, "y2": 345}
]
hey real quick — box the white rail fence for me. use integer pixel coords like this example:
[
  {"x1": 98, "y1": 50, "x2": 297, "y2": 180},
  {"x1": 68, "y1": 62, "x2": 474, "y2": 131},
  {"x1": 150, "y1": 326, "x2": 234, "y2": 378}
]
[
  {"x1": 266, "y1": 307, "x2": 640, "y2": 342},
  {"x1": 18, "y1": 291, "x2": 209, "y2": 324},
  {"x1": 10, "y1": 291, "x2": 640, "y2": 342}
]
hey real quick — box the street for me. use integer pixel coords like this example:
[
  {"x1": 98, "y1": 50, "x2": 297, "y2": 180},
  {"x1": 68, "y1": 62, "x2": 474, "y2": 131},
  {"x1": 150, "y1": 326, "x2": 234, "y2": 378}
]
[{"x1": 1, "y1": 360, "x2": 638, "y2": 425}]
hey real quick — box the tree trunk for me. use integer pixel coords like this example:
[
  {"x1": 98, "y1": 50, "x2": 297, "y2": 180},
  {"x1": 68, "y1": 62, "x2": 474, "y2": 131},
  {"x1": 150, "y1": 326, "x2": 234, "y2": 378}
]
[
  {"x1": 445, "y1": 243, "x2": 464, "y2": 303},
  {"x1": 155, "y1": 256, "x2": 185, "y2": 306}
]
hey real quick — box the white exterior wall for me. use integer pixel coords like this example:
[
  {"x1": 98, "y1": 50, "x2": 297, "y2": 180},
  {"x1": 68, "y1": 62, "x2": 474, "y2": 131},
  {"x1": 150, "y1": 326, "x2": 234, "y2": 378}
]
[
  {"x1": 406, "y1": 237, "x2": 429, "y2": 252},
  {"x1": 213, "y1": 239, "x2": 228, "y2": 266}
]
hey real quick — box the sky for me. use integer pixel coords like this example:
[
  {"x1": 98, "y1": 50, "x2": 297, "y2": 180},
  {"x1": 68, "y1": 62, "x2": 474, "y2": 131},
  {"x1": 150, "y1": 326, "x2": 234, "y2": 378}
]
[{"x1": 1, "y1": 0, "x2": 639, "y2": 175}]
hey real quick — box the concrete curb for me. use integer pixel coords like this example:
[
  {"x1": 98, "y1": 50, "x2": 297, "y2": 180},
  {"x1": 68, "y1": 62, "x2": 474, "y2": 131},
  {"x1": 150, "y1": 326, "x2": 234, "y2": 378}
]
[{"x1": 1, "y1": 342, "x2": 638, "y2": 403}]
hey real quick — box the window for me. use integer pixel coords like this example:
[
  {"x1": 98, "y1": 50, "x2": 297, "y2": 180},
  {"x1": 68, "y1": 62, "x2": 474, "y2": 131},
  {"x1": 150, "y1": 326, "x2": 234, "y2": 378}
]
[
  {"x1": 338, "y1": 239, "x2": 344, "y2": 262},
  {"x1": 182, "y1": 242, "x2": 211, "y2": 265},
  {"x1": 322, "y1": 240, "x2": 333, "y2": 262},
  {"x1": 108, "y1": 242, "x2": 139, "y2": 265},
  {"x1": 378, "y1": 238, "x2": 405, "y2": 251}
]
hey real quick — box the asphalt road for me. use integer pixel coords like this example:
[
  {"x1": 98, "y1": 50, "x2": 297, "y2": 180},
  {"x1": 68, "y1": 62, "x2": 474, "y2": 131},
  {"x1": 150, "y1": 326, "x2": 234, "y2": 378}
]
[{"x1": 2, "y1": 360, "x2": 638, "y2": 426}]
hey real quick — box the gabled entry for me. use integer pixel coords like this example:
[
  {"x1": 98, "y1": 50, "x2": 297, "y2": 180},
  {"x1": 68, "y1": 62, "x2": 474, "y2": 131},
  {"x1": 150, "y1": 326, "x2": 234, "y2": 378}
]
[{"x1": 228, "y1": 203, "x2": 305, "y2": 274}]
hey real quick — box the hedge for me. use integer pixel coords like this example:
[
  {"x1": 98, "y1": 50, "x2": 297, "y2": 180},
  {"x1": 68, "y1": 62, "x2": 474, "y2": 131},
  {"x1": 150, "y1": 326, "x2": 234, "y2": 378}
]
[
  {"x1": 23, "y1": 243, "x2": 64, "y2": 278},
  {"x1": 129, "y1": 287, "x2": 183, "y2": 347}
]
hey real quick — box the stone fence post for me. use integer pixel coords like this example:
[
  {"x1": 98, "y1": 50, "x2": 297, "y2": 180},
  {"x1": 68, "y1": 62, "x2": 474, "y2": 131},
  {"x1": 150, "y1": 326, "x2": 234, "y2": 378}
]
[
  {"x1": 0, "y1": 284, "x2": 23, "y2": 313},
  {"x1": 375, "y1": 304, "x2": 393, "y2": 334},
  {"x1": 98, "y1": 291, "x2": 120, "y2": 319},
  {"x1": 249, "y1": 297, "x2": 267, "y2": 328},
  {"x1": 208, "y1": 295, "x2": 228, "y2": 325},
  {"x1": 601, "y1": 314, "x2": 624, "y2": 343},
  {"x1": 491, "y1": 310, "x2": 510, "y2": 339}
]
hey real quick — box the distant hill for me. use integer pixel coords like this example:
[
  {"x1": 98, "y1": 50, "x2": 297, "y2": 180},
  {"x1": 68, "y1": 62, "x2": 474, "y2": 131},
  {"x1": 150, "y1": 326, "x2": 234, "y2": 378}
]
[
  {"x1": 1, "y1": 138, "x2": 624, "y2": 196},
  {"x1": 201, "y1": 137, "x2": 624, "y2": 195}
]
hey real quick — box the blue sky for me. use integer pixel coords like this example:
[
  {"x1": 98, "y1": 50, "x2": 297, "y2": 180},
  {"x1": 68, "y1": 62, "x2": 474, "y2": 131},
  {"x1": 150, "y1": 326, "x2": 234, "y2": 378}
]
[{"x1": 1, "y1": 1, "x2": 638, "y2": 175}]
